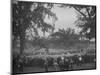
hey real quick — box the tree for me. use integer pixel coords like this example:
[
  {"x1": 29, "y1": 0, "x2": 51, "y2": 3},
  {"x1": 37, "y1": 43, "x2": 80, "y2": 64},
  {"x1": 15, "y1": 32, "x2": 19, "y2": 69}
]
[
  {"x1": 12, "y1": 1, "x2": 33, "y2": 55},
  {"x1": 74, "y1": 5, "x2": 96, "y2": 40},
  {"x1": 12, "y1": 1, "x2": 57, "y2": 55},
  {"x1": 51, "y1": 28, "x2": 79, "y2": 45},
  {"x1": 59, "y1": 4, "x2": 96, "y2": 40}
]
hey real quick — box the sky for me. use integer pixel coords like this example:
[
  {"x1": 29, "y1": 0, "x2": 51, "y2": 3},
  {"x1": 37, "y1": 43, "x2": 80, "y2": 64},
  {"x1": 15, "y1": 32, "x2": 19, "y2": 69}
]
[
  {"x1": 42, "y1": 4, "x2": 81, "y2": 37},
  {"x1": 51, "y1": 5, "x2": 78, "y2": 31}
]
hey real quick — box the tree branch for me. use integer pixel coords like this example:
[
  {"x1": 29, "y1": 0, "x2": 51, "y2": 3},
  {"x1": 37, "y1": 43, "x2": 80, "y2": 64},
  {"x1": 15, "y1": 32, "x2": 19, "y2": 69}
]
[
  {"x1": 73, "y1": 7, "x2": 87, "y2": 20},
  {"x1": 86, "y1": 7, "x2": 91, "y2": 20}
]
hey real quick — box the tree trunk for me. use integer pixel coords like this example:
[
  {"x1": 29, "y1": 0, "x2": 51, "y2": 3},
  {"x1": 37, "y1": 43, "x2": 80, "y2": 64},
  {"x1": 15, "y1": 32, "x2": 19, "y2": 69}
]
[
  {"x1": 19, "y1": 26, "x2": 25, "y2": 72},
  {"x1": 20, "y1": 34, "x2": 25, "y2": 55},
  {"x1": 19, "y1": 25, "x2": 25, "y2": 55}
]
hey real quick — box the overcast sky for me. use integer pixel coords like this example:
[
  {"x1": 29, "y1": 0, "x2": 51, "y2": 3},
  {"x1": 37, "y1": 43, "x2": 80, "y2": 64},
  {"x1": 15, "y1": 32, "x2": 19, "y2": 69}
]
[
  {"x1": 52, "y1": 5, "x2": 78, "y2": 31},
  {"x1": 42, "y1": 4, "x2": 81, "y2": 37}
]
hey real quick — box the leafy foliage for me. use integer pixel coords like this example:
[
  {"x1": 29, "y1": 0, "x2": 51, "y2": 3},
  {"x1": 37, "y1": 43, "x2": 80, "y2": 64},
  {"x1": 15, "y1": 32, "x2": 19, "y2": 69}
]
[
  {"x1": 12, "y1": 1, "x2": 57, "y2": 54},
  {"x1": 59, "y1": 4, "x2": 96, "y2": 40},
  {"x1": 74, "y1": 6, "x2": 96, "y2": 40},
  {"x1": 51, "y1": 28, "x2": 79, "y2": 45}
]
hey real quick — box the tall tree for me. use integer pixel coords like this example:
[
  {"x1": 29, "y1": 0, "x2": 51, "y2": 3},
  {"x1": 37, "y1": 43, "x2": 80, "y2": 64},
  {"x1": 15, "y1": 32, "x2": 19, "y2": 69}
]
[
  {"x1": 74, "y1": 5, "x2": 96, "y2": 40},
  {"x1": 60, "y1": 4, "x2": 96, "y2": 40},
  {"x1": 12, "y1": 1, "x2": 33, "y2": 55},
  {"x1": 12, "y1": 1, "x2": 57, "y2": 55}
]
